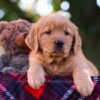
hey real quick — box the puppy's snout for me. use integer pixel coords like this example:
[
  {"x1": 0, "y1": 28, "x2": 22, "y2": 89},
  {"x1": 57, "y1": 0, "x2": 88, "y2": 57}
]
[{"x1": 54, "y1": 40, "x2": 64, "y2": 49}]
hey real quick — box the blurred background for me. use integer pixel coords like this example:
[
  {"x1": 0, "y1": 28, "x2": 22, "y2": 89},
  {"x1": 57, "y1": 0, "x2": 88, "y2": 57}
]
[{"x1": 0, "y1": 0, "x2": 100, "y2": 70}]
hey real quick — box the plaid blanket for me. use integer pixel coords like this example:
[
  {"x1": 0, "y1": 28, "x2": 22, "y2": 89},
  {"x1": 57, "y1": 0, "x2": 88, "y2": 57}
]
[{"x1": 0, "y1": 73, "x2": 99, "y2": 100}]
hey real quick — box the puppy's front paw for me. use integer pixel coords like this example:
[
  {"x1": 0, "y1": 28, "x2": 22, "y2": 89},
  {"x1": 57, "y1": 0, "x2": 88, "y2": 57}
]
[
  {"x1": 73, "y1": 70, "x2": 94, "y2": 96},
  {"x1": 27, "y1": 65, "x2": 45, "y2": 89}
]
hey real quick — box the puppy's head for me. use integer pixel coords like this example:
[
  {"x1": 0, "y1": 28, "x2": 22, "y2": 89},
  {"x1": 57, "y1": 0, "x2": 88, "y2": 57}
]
[
  {"x1": 0, "y1": 20, "x2": 31, "y2": 54},
  {"x1": 25, "y1": 13, "x2": 82, "y2": 57}
]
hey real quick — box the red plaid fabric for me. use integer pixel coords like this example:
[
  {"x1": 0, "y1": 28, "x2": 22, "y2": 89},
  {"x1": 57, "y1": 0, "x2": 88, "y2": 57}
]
[{"x1": 0, "y1": 73, "x2": 99, "y2": 100}]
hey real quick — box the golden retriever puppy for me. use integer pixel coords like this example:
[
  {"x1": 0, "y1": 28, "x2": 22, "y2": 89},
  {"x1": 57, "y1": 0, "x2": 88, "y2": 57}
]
[{"x1": 25, "y1": 13, "x2": 99, "y2": 96}]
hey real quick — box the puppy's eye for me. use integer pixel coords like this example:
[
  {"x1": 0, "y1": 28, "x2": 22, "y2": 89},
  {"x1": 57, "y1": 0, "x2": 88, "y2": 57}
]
[
  {"x1": 64, "y1": 31, "x2": 69, "y2": 35},
  {"x1": 45, "y1": 30, "x2": 51, "y2": 35}
]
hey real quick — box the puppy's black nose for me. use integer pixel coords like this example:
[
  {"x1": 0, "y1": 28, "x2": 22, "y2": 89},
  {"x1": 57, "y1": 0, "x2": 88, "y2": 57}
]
[{"x1": 55, "y1": 40, "x2": 64, "y2": 48}]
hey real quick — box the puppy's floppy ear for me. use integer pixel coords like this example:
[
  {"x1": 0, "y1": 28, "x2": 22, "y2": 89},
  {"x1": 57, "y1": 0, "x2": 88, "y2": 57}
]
[
  {"x1": 25, "y1": 24, "x2": 38, "y2": 53},
  {"x1": 73, "y1": 28, "x2": 82, "y2": 54},
  {"x1": 15, "y1": 33, "x2": 28, "y2": 48},
  {"x1": 0, "y1": 21, "x2": 7, "y2": 43},
  {"x1": 0, "y1": 34, "x2": 5, "y2": 43}
]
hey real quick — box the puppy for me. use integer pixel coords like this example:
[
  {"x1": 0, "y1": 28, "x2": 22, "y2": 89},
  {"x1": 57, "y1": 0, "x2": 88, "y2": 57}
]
[
  {"x1": 0, "y1": 19, "x2": 31, "y2": 73},
  {"x1": 25, "y1": 13, "x2": 99, "y2": 96}
]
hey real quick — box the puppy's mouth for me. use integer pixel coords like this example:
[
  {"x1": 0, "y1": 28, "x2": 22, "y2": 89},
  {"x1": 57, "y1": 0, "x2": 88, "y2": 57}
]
[
  {"x1": 50, "y1": 42, "x2": 65, "y2": 56},
  {"x1": 51, "y1": 49, "x2": 64, "y2": 56}
]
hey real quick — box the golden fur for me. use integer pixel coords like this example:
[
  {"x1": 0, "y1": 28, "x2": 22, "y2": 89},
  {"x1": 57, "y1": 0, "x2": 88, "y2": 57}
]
[{"x1": 25, "y1": 13, "x2": 99, "y2": 96}]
